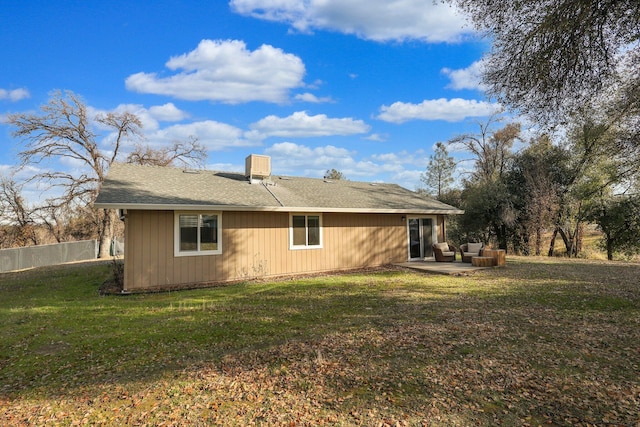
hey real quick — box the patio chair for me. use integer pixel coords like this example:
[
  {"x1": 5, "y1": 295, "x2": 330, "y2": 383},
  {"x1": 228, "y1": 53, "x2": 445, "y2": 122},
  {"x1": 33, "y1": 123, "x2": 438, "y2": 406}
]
[
  {"x1": 432, "y1": 242, "x2": 457, "y2": 262},
  {"x1": 460, "y1": 242, "x2": 484, "y2": 263}
]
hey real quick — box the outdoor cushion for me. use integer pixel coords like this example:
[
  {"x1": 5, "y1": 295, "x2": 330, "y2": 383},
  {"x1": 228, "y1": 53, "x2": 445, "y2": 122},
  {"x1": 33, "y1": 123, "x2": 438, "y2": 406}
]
[
  {"x1": 467, "y1": 243, "x2": 483, "y2": 253},
  {"x1": 434, "y1": 242, "x2": 449, "y2": 251},
  {"x1": 441, "y1": 251, "x2": 455, "y2": 256}
]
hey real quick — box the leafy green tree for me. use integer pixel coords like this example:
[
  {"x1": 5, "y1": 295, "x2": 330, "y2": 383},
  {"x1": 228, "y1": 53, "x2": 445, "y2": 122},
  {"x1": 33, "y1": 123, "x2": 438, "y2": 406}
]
[
  {"x1": 458, "y1": 179, "x2": 514, "y2": 250},
  {"x1": 507, "y1": 136, "x2": 572, "y2": 255},
  {"x1": 420, "y1": 142, "x2": 456, "y2": 199},
  {"x1": 587, "y1": 194, "x2": 640, "y2": 260}
]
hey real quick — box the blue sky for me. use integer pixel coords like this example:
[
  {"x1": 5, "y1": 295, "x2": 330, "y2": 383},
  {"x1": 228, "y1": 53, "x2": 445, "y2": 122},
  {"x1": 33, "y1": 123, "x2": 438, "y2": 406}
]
[{"x1": 1, "y1": 0, "x2": 497, "y2": 196}]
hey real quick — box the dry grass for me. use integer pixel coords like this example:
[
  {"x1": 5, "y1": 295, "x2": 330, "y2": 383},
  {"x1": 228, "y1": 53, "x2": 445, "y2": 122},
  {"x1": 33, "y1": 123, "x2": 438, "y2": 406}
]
[{"x1": 1, "y1": 257, "x2": 639, "y2": 426}]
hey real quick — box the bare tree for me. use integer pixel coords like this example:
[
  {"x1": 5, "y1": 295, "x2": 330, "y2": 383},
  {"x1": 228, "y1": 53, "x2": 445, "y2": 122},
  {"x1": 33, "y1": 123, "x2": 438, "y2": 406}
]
[
  {"x1": 126, "y1": 137, "x2": 207, "y2": 168},
  {"x1": 0, "y1": 177, "x2": 38, "y2": 247},
  {"x1": 449, "y1": 115, "x2": 521, "y2": 182},
  {"x1": 6, "y1": 90, "x2": 143, "y2": 257}
]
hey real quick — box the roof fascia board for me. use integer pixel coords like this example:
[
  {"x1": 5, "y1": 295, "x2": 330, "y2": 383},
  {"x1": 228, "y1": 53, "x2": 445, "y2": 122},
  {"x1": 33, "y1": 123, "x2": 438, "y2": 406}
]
[{"x1": 94, "y1": 202, "x2": 463, "y2": 215}]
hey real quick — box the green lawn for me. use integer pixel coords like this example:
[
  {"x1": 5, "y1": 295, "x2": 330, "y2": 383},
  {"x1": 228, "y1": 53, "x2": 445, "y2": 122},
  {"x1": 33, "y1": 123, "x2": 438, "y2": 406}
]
[{"x1": 1, "y1": 258, "x2": 639, "y2": 426}]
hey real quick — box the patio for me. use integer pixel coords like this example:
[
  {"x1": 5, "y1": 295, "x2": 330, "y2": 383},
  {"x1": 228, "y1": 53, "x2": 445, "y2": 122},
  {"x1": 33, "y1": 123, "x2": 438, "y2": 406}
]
[{"x1": 395, "y1": 260, "x2": 493, "y2": 275}]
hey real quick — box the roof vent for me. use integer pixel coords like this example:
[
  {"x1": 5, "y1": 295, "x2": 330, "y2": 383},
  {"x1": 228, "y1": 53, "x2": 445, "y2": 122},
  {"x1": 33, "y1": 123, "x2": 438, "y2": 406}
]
[{"x1": 245, "y1": 154, "x2": 271, "y2": 183}]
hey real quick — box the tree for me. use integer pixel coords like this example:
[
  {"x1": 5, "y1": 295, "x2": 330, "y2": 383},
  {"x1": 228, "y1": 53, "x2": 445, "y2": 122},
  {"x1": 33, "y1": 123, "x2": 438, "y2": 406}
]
[
  {"x1": 420, "y1": 142, "x2": 456, "y2": 199},
  {"x1": 446, "y1": 116, "x2": 521, "y2": 250},
  {"x1": 126, "y1": 137, "x2": 207, "y2": 167},
  {"x1": 458, "y1": 179, "x2": 514, "y2": 250},
  {"x1": 450, "y1": 0, "x2": 640, "y2": 125},
  {"x1": 587, "y1": 194, "x2": 640, "y2": 260},
  {"x1": 324, "y1": 168, "x2": 346, "y2": 180},
  {"x1": 449, "y1": 115, "x2": 520, "y2": 182},
  {"x1": 0, "y1": 177, "x2": 38, "y2": 247},
  {"x1": 6, "y1": 91, "x2": 212, "y2": 255},
  {"x1": 508, "y1": 136, "x2": 570, "y2": 255},
  {"x1": 6, "y1": 90, "x2": 142, "y2": 257},
  {"x1": 546, "y1": 110, "x2": 640, "y2": 257}
]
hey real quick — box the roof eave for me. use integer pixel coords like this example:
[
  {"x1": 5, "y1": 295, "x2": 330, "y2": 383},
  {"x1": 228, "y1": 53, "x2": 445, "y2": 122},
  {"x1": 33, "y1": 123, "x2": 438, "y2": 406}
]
[{"x1": 94, "y1": 202, "x2": 464, "y2": 215}]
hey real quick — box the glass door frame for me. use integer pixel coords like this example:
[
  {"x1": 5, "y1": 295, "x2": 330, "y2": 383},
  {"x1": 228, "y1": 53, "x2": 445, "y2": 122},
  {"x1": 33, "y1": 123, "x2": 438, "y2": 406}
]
[{"x1": 406, "y1": 216, "x2": 438, "y2": 261}]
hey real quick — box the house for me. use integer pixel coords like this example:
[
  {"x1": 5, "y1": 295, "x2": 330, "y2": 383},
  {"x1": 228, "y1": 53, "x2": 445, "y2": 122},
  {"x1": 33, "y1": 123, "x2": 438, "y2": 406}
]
[{"x1": 94, "y1": 155, "x2": 463, "y2": 291}]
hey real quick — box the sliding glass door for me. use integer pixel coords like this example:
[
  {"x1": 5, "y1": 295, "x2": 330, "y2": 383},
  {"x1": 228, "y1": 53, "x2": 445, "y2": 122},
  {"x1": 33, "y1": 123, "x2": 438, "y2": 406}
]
[{"x1": 408, "y1": 217, "x2": 435, "y2": 260}]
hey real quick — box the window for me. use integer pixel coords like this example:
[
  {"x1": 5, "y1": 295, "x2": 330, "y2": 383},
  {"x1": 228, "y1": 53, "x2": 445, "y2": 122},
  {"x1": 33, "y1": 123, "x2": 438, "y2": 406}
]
[
  {"x1": 175, "y1": 212, "x2": 222, "y2": 256},
  {"x1": 290, "y1": 214, "x2": 322, "y2": 249}
]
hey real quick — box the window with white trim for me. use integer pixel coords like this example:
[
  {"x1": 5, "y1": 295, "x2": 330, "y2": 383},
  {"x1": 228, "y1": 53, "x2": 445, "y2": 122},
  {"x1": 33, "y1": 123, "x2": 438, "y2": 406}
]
[
  {"x1": 290, "y1": 213, "x2": 322, "y2": 249},
  {"x1": 174, "y1": 212, "x2": 222, "y2": 256}
]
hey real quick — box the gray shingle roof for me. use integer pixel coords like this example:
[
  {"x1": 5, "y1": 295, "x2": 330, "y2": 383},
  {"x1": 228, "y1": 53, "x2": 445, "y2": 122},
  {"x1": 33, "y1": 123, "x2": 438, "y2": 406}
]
[{"x1": 95, "y1": 163, "x2": 463, "y2": 214}]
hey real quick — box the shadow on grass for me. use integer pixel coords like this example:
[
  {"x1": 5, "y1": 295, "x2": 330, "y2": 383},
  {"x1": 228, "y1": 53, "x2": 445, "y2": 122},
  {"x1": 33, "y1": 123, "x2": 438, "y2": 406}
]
[{"x1": 1, "y1": 258, "x2": 639, "y2": 425}]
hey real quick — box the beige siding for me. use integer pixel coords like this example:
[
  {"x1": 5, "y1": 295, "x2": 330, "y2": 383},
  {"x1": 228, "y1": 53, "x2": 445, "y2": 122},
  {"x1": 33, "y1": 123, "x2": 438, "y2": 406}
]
[
  {"x1": 437, "y1": 215, "x2": 446, "y2": 242},
  {"x1": 123, "y1": 210, "x2": 437, "y2": 290}
]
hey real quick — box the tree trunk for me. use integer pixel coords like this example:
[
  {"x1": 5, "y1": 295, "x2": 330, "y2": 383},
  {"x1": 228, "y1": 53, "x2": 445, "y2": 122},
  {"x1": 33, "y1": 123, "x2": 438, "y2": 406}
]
[
  {"x1": 534, "y1": 220, "x2": 542, "y2": 256},
  {"x1": 557, "y1": 227, "x2": 573, "y2": 256},
  {"x1": 548, "y1": 227, "x2": 558, "y2": 256},
  {"x1": 98, "y1": 208, "x2": 117, "y2": 258}
]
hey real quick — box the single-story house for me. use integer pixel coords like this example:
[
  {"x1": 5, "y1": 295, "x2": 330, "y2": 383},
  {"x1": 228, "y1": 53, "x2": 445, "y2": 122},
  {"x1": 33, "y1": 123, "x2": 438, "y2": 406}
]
[{"x1": 95, "y1": 155, "x2": 463, "y2": 291}]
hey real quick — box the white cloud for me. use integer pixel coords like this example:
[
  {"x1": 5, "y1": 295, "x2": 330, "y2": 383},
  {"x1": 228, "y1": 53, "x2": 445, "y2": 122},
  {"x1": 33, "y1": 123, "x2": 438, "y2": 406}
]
[
  {"x1": 148, "y1": 103, "x2": 189, "y2": 122},
  {"x1": 207, "y1": 162, "x2": 244, "y2": 173},
  {"x1": 266, "y1": 141, "x2": 365, "y2": 177},
  {"x1": 264, "y1": 142, "x2": 431, "y2": 189},
  {"x1": 441, "y1": 60, "x2": 486, "y2": 91},
  {"x1": 230, "y1": 0, "x2": 472, "y2": 43},
  {"x1": 247, "y1": 111, "x2": 370, "y2": 139},
  {"x1": 363, "y1": 133, "x2": 387, "y2": 142},
  {"x1": 125, "y1": 39, "x2": 306, "y2": 104},
  {"x1": 294, "y1": 92, "x2": 333, "y2": 103},
  {"x1": 0, "y1": 88, "x2": 30, "y2": 102},
  {"x1": 377, "y1": 98, "x2": 500, "y2": 123},
  {"x1": 147, "y1": 120, "x2": 257, "y2": 151},
  {"x1": 88, "y1": 103, "x2": 251, "y2": 152}
]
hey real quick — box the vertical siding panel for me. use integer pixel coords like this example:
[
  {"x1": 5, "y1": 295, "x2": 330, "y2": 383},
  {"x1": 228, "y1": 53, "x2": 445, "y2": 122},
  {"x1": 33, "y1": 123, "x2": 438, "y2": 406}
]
[
  {"x1": 147, "y1": 212, "x2": 159, "y2": 287},
  {"x1": 332, "y1": 214, "x2": 342, "y2": 269},
  {"x1": 155, "y1": 211, "x2": 165, "y2": 286},
  {"x1": 134, "y1": 212, "x2": 145, "y2": 288},
  {"x1": 267, "y1": 213, "x2": 274, "y2": 275},
  {"x1": 194, "y1": 256, "x2": 203, "y2": 284},
  {"x1": 266, "y1": 216, "x2": 273, "y2": 276},
  {"x1": 123, "y1": 213, "x2": 133, "y2": 290},
  {"x1": 333, "y1": 214, "x2": 342, "y2": 269},
  {"x1": 260, "y1": 214, "x2": 268, "y2": 275},
  {"x1": 247, "y1": 212, "x2": 255, "y2": 277},
  {"x1": 141, "y1": 212, "x2": 151, "y2": 285},
  {"x1": 359, "y1": 215, "x2": 366, "y2": 267},
  {"x1": 189, "y1": 256, "x2": 197, "y2": 284},
  {"x1": 240, "y1": 212, "x2": 249, "y2": 278},
  {"x1": 348, "y1": 214, "x2": 356, "y2": 267},
  {"x1": 226, "y1": 212, "x2": 237, "y2": 280},
  {"x1": 278, "y1": 213, "x2": 288, "y2": 275},
  {"x1": 163, "y1": 211, "x2": 174, "y2": 287}
]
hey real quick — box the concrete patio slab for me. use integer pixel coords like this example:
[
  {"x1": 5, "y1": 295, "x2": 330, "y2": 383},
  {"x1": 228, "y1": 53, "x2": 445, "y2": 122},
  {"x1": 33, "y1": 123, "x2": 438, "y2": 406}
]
[{"x1": 395, "y1": 260, "x2": 492, "y2": 275}]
